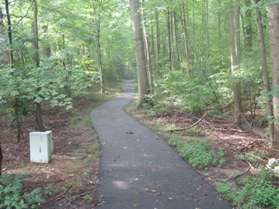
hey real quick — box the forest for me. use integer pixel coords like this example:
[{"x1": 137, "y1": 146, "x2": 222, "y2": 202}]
[{"x1": 1, "y1": 0, "x2": 279, "y2": 208}]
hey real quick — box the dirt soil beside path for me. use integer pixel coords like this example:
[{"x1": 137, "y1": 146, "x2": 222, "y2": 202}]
[
  {"x1": 1, "y1": 91, "x2": 112, "y2": 209},
  {"x1": 126, "y1": 104, "x2": 275, "y2": 188}
]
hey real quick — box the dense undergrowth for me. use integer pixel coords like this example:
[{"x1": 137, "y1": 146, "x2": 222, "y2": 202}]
[
  {"x1": 0, "y1": 174, "x2": 45, "y2": 209},
  {"x1": 168, "y1": 136, "x2": 225, "y2": 169},
  {"x1": 217, "y1": 170, "x2": 279, "y2": 209}
]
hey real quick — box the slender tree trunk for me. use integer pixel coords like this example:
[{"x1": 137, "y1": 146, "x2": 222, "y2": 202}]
[
  {"x1": 229, "y1": 3, "x2": 242, "y2": 126},
  {"x1": 151, "y1": 22, "x2": 156, "y2": 88},
  {"x1": 203, "y1": 0, "x2": 210, "y2": 73},
  {"x1": 5, "y1": 0, "x2": 22, "y2": 141},
  {"x1": 141, "y1": 5, "x2": 152, "y2": 93},
  {"x1": 62, "y1": 33, "x2": 71, "y2": 97},
  {"x1": 32, "y1": 0, "x2": 45, "y2": 131},
  {"x1": 217, "y1": 0, "x2": 222, "y2": 45},
  {"x1": 182, "y1": 2, "x2": 191, "y2": 64},
  {"x1": 243, "y1": 0, "x2": 253, "y2": 49},
  {"x1": 255, "y1": 0, "x2": 274, "y2": 139},
  {"x1": 0, "y1": 11, "x2": 5, "y2": 175},
  {"x1": 155, "y1": 9, "x2": 162, "y2": 77},
  {"x1": 173, "y1": 12, "x2": 180, "y2": 67},
  {"x1": 5, "y1": 0, "x2": 13, "y2": 67},
  {"x1": 268, "y1": 4, "x2": 279, "y2": 150},
  {"x1": 155, "y1": 9, "x2": 160, "y2": 57},
  {"x1": 129, "y1": 0, "x2": 149, "y2": 106},
  {"x1": 96, "y1": 14, "x2": 104, "y2": 95},
  {"x1": 0, "y1": 8, "x2": 9, "y2": 64},
  {"x1": 167, "y1": 9, "x2": 173, "y2": 71},
  {"x1": 0, "y1": 143, "x2": 2, "y2": 175},
  {"x1": 3, "y1": 0, "x2": 14, "y2": 175},
  {"x1": 42, "y1": 25, "x2": 51, "y2": 58},
  {"x1": 192, "y1": 0, "x2": 196, "y2": 64}
]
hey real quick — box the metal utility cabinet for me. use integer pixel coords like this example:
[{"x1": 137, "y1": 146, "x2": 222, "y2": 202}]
[{"x1": 30, "y1": 131, "x2": 54, "y2": 163}]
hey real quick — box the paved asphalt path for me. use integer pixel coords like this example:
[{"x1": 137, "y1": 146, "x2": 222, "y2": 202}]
[{"x1": 91, "y1": 80, "x2": 231, "y2": 209}]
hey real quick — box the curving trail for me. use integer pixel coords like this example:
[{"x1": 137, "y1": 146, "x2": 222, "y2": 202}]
[{"x1": 91, "y1": 80, "x2": 231, "y2": 209}]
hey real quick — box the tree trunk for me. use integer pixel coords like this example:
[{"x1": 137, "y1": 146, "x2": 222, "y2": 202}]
[
  {"x1": 4, "y1": 0, "x2": 14, "y2": 68},
  {"x1": 141, "y1": 5, "x2": 152, "y2": 94},
  {"x1": 217, "y1": 0, "x2": 222, "y2": 45},
  {"x1": 173, "y1": 12, "x2": 180, "y2": 67},
  {"x1": 243, "y1": 0, "x2": 253, "y2": 49},
  {"x1": 5, "y1": 0, "x2": 22, "y2": 141},
  {"x1": 268, "y1": 4, "x2": 279, "y2": 150},
  {"x1": 167, "y1": 9, "x2": 173, "y2": 71},
  {"x1": 255, "y1": 0, "x2": 274, "y2": 139},
  {"x1": 96, "y1": 15, "x2": 104, "y2": 95},
  {"x1": 192, "y1": 0, "x2": 196, "y2": 64},
  {"x1": 42, "y1": 25, "x2": 51, "y2": 57},
  {"x1": 32, "y1": 0, "x2": 45, "y2": 131},
  {"x1": 32, "y1": 1, "x2": 40, "y2": 68},
  {"x1": 155, "y1": 9, "x2": 160, "y2": 57},
  {"x1": 150, "y1": 22, "x2": 156, "y2": 88},
  {"x1": 0, "y1": 8, "x2": 9, "y2": 64},
  {"x1": 129, "y1": 0, "x2": 149, "y2": 106},
  {"x1": 229, "y1": 3, "x2": 242, "y2": 126},
  {"x1": 182, "y1": 2, "x2": 191, "y2": 64},
  {"x1": 0, "y1": 144, "x2": 2, "y2": 175},
  {"x1": 202, "y1": 0, "x2": 210, "y2": 73},
  {"x1": 62, "y1": 33, "x2": 71, "y2": 97}
]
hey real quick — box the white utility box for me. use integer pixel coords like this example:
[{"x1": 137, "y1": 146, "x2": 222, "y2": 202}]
[{"x1": 30, "y1": 131, "x2": 54, "y2": 163}]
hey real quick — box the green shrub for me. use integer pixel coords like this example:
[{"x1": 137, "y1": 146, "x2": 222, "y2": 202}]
[
  {"x1": 168, "y1": 136, "x2": 225, "y2": 169},
  {"x1": 236, "y1": 151, "x2": 266, "y2": 163},
  {"x1": 184, "y1": 127, "x2": 204, "y2": 136},
  {"x1": 152, "y1": 70, "x2": 232, "y2": 113},
  {"x1": 216, "y1": 183, "x2": 232, "y2": 197},
  {"x1": 0, "y1": 174, "x2": 44, "y2": 209},
  {"x1": 217, "y1": 170, "x2": 279, "y2": 209}
]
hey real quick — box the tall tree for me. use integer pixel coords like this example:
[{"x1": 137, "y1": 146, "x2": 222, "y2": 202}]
[
  {"x1": 0, "y1": 7, "x2": 4, "y2": 175},
  {"x1": 32, "y1": 0, "x2": 45, "y2": 131},
  {"x1": 129, "y1": 0, "x2": 149, "y2": 106},
  {"x1": 167, "y1": 8, "x2": 173, "y2": 71},
  {"x1": 92, "y1": 0, "x2": 104, "y2": 95},
  {"x1": 96, "y1": 13, "x2": 104, "y2": 95},
  {"x1": 0, "y1": 8, "x2": 9, "y2": 64},
  {"x1": 229, "y1": 1, "x2": 242, "y2": 126},
  {"x1": 242, "y1": 0, "x2": 253, "y2": 49},
  {"x1": 268, "y1": 3, "x2": 279, "y2": 150},
  {"x1": 255, "y1": 0, "x2": 274, "y2": 139}
]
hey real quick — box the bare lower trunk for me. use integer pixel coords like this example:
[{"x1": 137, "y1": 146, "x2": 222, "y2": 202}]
[
  {"x1": 0, "y1": 143, "x2": 2, "y2": 175},
  {"x1": 243, "y1": 0, "x2": 253, "y2": 48},
  {"x1": 255, "y1": 0, "x2": 274, "y2": 139},
  {"x1": 167, "y1": 9, "x2": 173, "y2": 71},
  {"x1": 129, "y1": 0, "x2": 149, "y2": 106},
  {"x1": 62, "y1": 33, "x2": 71, "y2": 97},
  {"x1": 155, "y1": 9, "x2": 160, "y2": 57},
  {"x1": 229, "y1": 3, "x2": 242, "y2": 126},
  {"x1": 142, "y1": 11, "x2": 152, "y2": 93},
  {"x1": 14, "y1": 100, "x2": 22, "y2": 141},
  {"x1": 4, "y1": 0, "x2": 14, "y2": 67},
  {"x1": 0, "y1": 8, "x2": 9, "y2": 64},
  {"x1": 268, "y1": 4, "x2": 279, "y2": 150},
  {"x1": 33, "y1": 0, "x2": 45, "y2": 131},
  {"x1": 5, "y1": 0, "x2": 22, "y2": 140},
  {"x1": 35, "y1": 103, "x2": 45, "y2": 131},
  {"x1": 96, "y1": 15, "x2": 104, "y2": 95}
]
